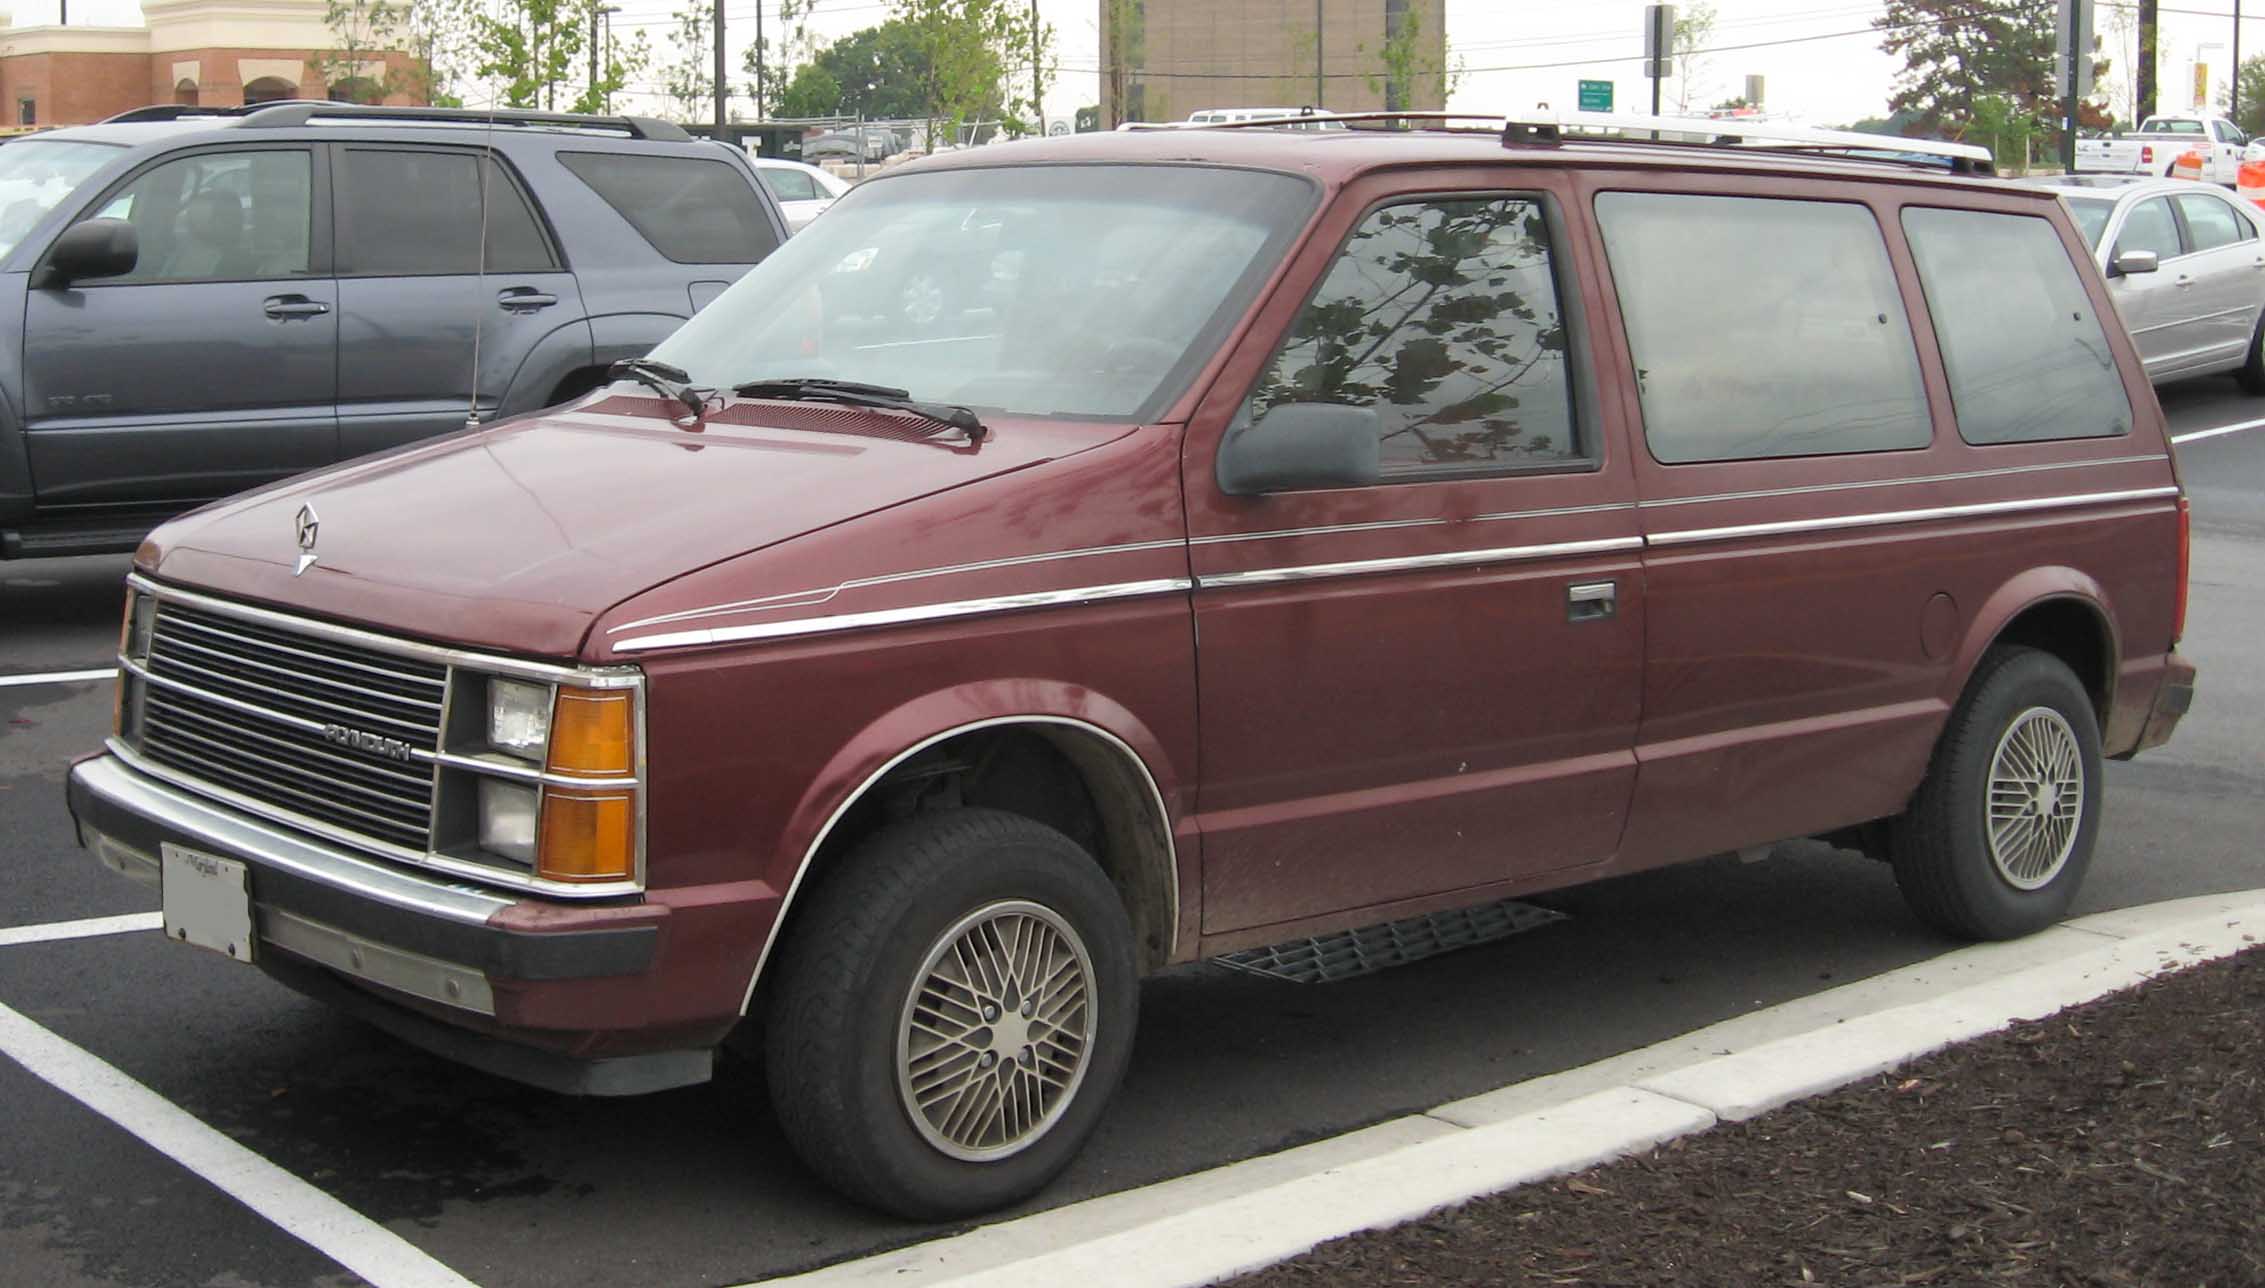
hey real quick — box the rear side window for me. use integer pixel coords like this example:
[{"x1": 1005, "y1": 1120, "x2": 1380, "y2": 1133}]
[
  {"x1": 2114, "y1": 197, "x2": 2182, "y2": 259},
  {"x1": 1248, "y1": 194, "x2": 1582, "y2": 478},
  {"x1": 760, "y1": 167, "x2": 818, "y2": 202},
  {"x1": 1595, "y1": 192, "x2": 1931, "y2": 464},
  {"x1": 335, "y1": 148, "x2": 554, "y2": 275},
  {"x1": 559, "y1": 152, "x2": 780, "y2": 263},
  {"x1": 2176, "y1": 193, "x2": 2250, "y2": 251},
  {"x1": 1901, "y1": 207, "x2": 2131, "y2": 445}
]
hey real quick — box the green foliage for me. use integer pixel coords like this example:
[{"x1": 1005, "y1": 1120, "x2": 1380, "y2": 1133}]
[
  {"x1": 1361, "y1": 6, "x2": 1454, "y2": 112},
  {"x1": 319, "y1": 0, "x2": 402, "y2": 99},
  {"x1": 1102, "y1": 0, "x2": 1143, "y2": 124},
  {"x1": 775, "y1": 62, "x2": 844, "y2": 118},
  {"x1": 1672, "y1": 0, "x2": 1717, "y2": 113},
  {"x1": 660, "y1": 2, "x2": 712, "y2": 121},
  {"x1": 891, "y1": 0, "x2": 1048, "y2": 141},
  {"x1": 1874, "y1": 0, "x2": 2108, "y2": 140},
  {"x1": 1969, "y1": 92, "x2": 2042, "y2": 173},
  {"x1": 470, "y1": 0, "x2": 586, "y2": 109},
  {"x1": 2226, "y1": 55, "x2": 2265, "y2": 137}
]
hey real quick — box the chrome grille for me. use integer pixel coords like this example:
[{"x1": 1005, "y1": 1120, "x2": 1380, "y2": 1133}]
[{"x1": 139, "y1": 602, "x2": 444, "y2": 851}]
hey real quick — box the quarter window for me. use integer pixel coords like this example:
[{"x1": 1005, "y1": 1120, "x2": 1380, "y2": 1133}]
[
  {"x1": 92, "y1": 149, "x2": 312, "y2": 283},
  {"x1": 2175, "y1": 193, "x2": 2250, "y2": 251},
  {"x1": 560, "y1": 152, "x2": 780, "y2": 264},
  {"x1": 1595, "y1": 192, "x2": 1931, "y2": 464},
  {"x1": 335, "y1": 148, "x2": 554, "y2": 276},
  {"x1": 760, "y1": 167, "x2": 819, "y2": 202},
  {"x1": 2114, "y1": 197, "x2": 2182, "y2": 260},
  {"x1": 1248, "y1": 195, "x2": 1582, "y2": 478},
  {"x1": 1902, "y1": 207, "x2": 2131, "y2": 445}
]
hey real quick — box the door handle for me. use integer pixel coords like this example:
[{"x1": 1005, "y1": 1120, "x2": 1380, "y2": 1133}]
[
  {"x1": 1567, "y1": 580, "x2": 1617, "y2": 623},
  {"x1": 2176, "y1": 275, "x2": 2195, "y2": 288},
  {"x1": 498, "y1": 289, "x2": 558, "y2": 311},
  {"x1": 262, "y1": 295, "x2": 330, "y2": 318}
]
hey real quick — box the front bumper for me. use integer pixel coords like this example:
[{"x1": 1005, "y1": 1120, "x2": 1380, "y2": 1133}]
[{"x1": 66, "y1": 752, "x2": 714, "y2": 1095}]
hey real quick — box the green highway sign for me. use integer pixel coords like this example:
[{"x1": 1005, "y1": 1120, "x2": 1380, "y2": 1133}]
[{"x1": 1578, "y1": 79, "x2": 1613, "y2": 112}]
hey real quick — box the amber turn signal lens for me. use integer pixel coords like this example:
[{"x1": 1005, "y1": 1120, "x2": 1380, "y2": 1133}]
[
  {"x1": 546, "y1": 688, "x2": 634, "y2": 777},
  {"x1": 536, "y1": 789, "x2": 636, "y2": 883}
]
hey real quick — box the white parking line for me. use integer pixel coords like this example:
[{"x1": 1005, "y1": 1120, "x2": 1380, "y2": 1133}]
[
  {"x1": 0, "y1": 667, "x2": 117, "y2": 688},
  {"x1": 2171, "y1": 415, "x2": 2265, "y2": 445},
  {"x1": 0, "y1": 912, "x2": 161, "y2": 948},
  {"x1": 0, "y1": 1000, "x2": 480, "y2": 1288}
]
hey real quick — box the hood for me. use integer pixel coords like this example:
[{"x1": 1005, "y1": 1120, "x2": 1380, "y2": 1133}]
[{"x1": 142, "y1": 394, "x2": 1128, "y2": 656}]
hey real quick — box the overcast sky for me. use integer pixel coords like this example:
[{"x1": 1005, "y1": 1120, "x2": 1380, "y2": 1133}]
[{"x1": 14, "y1": 0, "x2": 2263, "y2": 127}]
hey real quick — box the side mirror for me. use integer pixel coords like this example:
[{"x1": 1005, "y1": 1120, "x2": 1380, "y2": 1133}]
[
  {"x1": 37, "y1": 218, "x2": 138, "y2": 288},
  {"x1": 2110, "y1": 249, "x2": 2160, "y2": 278},
  {"x1": 1217, "y1": 402, "x2": 1382, "y2": 496}
]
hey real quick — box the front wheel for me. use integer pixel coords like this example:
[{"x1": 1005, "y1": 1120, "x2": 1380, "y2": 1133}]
[
  {"x1": 1888, "y1": 647, "x2": 2104, "y2": 940},
  {"x1": 763, "y1": 809, "x2": 1138, "y2": 1219}
]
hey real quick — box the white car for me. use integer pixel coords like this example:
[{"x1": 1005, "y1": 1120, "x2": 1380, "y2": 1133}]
[{"x1": 748, "y1": 156, "x2": 852, "y2": 234}]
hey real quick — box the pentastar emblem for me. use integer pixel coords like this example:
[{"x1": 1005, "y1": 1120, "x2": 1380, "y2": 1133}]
[{"x1": 293, "y1": 503, "x2": 320, "y2": 576}]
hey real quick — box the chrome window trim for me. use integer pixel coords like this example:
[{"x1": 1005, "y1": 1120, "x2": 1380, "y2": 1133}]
[
  {"x1": 607, "y1": 539, "x2": 1188, "y2": 633},
  {"x1": 611, "y1": 578, "x2": 1193, "y2": 654},
  {"x1": 1188, "y1": 501, "x2": 1637, "y2": 546},
  {"x1": 1646, "y1": 487, "x2": 2181, "y2": 547},
  {"x1": 739, "y1": 714, "x2": 1179, "y2": 1015},
  {"x1": 1634, "y1": 455, "x2": 2170, "y2": 509},
  {"x1": 1196, "y1": 537, "x2": 1645, "y2": 589}
]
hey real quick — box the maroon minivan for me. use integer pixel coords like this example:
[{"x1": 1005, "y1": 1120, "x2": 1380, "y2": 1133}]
[{"x1": 70, "y1": 118, "x2": 2197, "y2": 1218}]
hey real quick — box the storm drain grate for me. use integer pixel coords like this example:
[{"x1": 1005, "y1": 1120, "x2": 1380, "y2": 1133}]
[{"x1": 1212, "y1": 898, "x2": 1569, "y2": 983}]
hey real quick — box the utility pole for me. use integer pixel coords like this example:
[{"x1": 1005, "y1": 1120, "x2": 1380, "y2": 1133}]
[
  {"x1": 588, "y1": 0, "x2": 600, "y2": 107},
  {"x1": 1031, "y1": 0, "x2": 1041, "y2": 128},
  {"x1": 1644, "y1": 5, "x2": 1675, "y2": 117},
  {"x1": 2234, "y1": 1, "x2": 2244, "y2": 129},
  {"x1": 2138, "y1": 0, "x2": 2159, "y2": 121},
  {"x1": 713, "y1": 0, "x2": 727, "y2": 135},
  {"x1": 1314, "y1": 0, "x2": 1324, "y2": 109},
  {"x1": 755, "y1": 0, "x2": 766, "y2": 119}
]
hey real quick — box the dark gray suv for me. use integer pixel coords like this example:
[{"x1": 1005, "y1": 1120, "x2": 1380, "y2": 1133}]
[{"x1": 0, "y1": 102, "x2": 788, "y2": 558}]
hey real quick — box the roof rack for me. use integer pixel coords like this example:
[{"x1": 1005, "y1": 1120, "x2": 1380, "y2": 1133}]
[
  {"x1": 234, "y1": 102, "x2": 693, "y2": 142},
  {"x1": 1138, "y1": 108, "x2": 1994, "y2": 176},
  {"x1": 103, "y1": 100, "x2": 330, "y2": 124}
]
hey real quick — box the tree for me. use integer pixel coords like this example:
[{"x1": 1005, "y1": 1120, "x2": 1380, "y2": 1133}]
[
  {"x1": 742, "y1": 0, "x2": 824, "y2": 120},
  {"x1": 1672, "y1": 1, "x2": 1716, "y2": 114},
  {"x1": 786, "y1": 21, "x2": 933, "y2": 120},
  {"x1": 1102, "y1": 0, "x2": 1143, "y2": 126},
  {"x1": 1875, "y1": 0, "x2": 2109, "y2": 141},
  {"x1": 890, "y1": 0, "x2": 1045, "y2": 143},
  {"x1": 319, "y1": 0, "x2": 403, "y2": 102},
  {"x1": 775, "y1": 62, "x2": 843, "y2": 118},
  {"x1": 659, "y1": 2, "x2": 712, "y2": 121},
  {"x1": 1969, "y1": 92, "x2": 2043, "y2": 173},
  {"x1": 1362, "y1": 5, "x2": 1455, "y2": 112},
  {"x1": 2225, "y1": 55, "x2": 2265, "y2": 138},
  {"x1": 470, "y1": 0, "x2": 586, "y2": 109}
]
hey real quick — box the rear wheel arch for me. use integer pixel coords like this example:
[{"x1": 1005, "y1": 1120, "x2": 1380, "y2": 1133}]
[{"x1": 1950, "y1": 575, "x2": 2120, "y2": 727}]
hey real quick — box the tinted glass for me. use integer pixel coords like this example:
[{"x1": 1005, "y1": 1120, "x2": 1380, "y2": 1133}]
[
  {"x1": 95, "y1": 149, "x2": 312, "y2": 283},
  {"x1": 761, "y1": 167, "x2": 819, "y2": 202},
  {"x1": 2063, "y1": 196, "x2": 2113, "y2": 249},
  {"x1": 559, "y1": 152, "x2": 780, "y2": 263},
  {"x1": 1249, "y1": 196, "x2": 1579, "y2": 477},
  {"x1": 1595, "y1": 192, "x2": 1930, "y2": 463},
  {"x1": 0, "y1": 139, "x2": 120, "y2": 258},
  {"x1": 336, "y1": 148, "x2": 552, "y2": 275},
  {"x1": 1902, "y1": 207, "x2": 2130, "y2": 444},
  {"x1": 651, "y1": 165, "x2": 1314, "y2": 421},
  {"x1": 2113, "y1": 197, "x2": 2182, "y2": 259},
  {"x1": 2143, "y1": 119, "x2": 2204, "y2": 134},
  {"x1": 2176, "y1": 193, "x2": 2248, "y2": 251}
]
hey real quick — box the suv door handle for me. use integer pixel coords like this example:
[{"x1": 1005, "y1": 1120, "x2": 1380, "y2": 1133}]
[
  {"x1": 262, "y1": 295, "x2": 330, "y2": 318},
  {"x1": 498, "y1": 289, "x2": 558, "y2": 311},
  {"x1": 1567, "y1": 580, "x2": 1617, "y2": 622}
]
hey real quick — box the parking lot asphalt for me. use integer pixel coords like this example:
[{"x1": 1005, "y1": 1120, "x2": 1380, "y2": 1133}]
[{"x1": 3, "y1": 382, "x2": 2263, "y2": 1287}]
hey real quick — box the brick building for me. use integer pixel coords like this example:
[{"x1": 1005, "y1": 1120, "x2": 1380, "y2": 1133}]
[
  {"x1": 0, "y1": 0, "x2": 422, "y2": 129},
  {"x1": 1099, "y1": 0, "x2": 1448, "y2": 127}
]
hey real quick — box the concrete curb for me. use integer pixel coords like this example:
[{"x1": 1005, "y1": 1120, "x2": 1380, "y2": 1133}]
[{"x1": 755, "y1": 890, "x2": 2265, "y2": 1288}]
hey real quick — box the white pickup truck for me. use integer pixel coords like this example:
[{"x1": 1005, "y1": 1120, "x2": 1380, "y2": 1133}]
[{"x1": 2074, "y1": 114, "x2": 2250, "y2": 183}]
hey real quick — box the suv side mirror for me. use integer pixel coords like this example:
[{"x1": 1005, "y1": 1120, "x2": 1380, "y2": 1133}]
[
  {"x1": 1217, "y1": 402, "x2": 1382, "y2": 496},
  {"x1": 37, "y1": 219, "x2": 138, "y2": 288},
  {"x1": 2110, "y1": 249, "x2": 2160, "y2": 278}
]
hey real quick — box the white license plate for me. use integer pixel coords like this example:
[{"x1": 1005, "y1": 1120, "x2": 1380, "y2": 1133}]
[{"x1": 160, "y1": 842, "x2": 254, "y2": 963}]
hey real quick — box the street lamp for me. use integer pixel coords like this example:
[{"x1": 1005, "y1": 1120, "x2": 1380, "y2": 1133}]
[{"x1": 593, "y1": 4, "x2": 622, "y2": 114}]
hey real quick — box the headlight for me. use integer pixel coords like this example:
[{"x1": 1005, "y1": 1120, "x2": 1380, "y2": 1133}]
[
  {"x1": 487, "y1": 678, "x2": 552, "y2": 758},
  {"x1": 477, "y1": 779, "x2": 539, "y2": 864}
]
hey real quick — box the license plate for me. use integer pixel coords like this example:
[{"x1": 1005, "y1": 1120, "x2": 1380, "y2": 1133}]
[{"x1": 161, "y1": 842, "x2": 254, "y2": 963}]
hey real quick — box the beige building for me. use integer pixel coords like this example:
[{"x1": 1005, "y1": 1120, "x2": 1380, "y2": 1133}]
[
  {"x1": 1100, "y1": 0, "x2": 1448, "y2": 127},
  {"x1": 0, "y1": 0, "x2": 422, "y2": 129}
]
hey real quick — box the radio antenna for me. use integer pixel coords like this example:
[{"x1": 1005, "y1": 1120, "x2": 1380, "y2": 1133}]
[{"x1": 463, "y1": 89, "x2": 499, "y2": 431}]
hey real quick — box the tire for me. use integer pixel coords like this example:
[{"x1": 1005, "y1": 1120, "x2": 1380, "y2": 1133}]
[
  {"x1": 763, "y1": 808, "x2": 1138, "y2": 1219},
  {"x1": 1889, "y1": 647, "x2": 2104, "y2": 941},
  {"x1": 2238, "y1": 313, "x2": 2265, "y2": 394}
]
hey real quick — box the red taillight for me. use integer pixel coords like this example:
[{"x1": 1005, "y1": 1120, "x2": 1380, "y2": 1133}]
[
  {"x1": 2174, "y1": 494, "x2": 2191, "y2": 644},
  {"x1": 2142, "y1": 145, "x2": 2155, "y2": 164}
]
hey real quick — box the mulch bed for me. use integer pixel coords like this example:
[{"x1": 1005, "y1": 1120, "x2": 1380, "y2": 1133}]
[{"x1": 1233, "y1": 946, "x2": 2264, "y2": 1287}]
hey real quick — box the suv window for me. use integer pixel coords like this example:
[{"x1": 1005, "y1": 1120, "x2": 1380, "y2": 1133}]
[
  {"x1": 1595, "y1": 192, "x2": 1931, "y2": 464},
  {"x1": 2175, "y1": 193, "x2": 2250, "y2": 251},
  {"x1": 1902, "y1": 207, "x2": 2131, "y2": 445},
  {"x1": 1247, "y1": 195, "x2": 1581, "y2": 478},
  {"x1": 2113, "y1": 196, "x2": 2182, "y2": 260},
  {"x1": 335, "y1": 147, "x2": 553, "y2": 275},
  {"x1": 559, "y1": 151, "x2": 780, "y2": 263},
  {"x1": 760, "y1": 167, "x2": 819, "y2": 202},
  {"x1": 91, "y1": 149, "x2": 312, "y2": 283}
]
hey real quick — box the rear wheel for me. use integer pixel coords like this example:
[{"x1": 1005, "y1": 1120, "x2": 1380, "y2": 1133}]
[
  {"x1": 2237, "y1": 313, "x2": 2265, "y2": 393},
  {"x1": 764, "y1": 809, "x2": 1137, "y2": 1219},
  {"x1": 1888, "y1": 647, "x2": 2103, "y2": 940}
]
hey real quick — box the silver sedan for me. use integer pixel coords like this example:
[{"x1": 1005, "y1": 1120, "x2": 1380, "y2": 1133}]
[{"x1": 2023, "y1": 175, "x2": 2265, "y2": 389}]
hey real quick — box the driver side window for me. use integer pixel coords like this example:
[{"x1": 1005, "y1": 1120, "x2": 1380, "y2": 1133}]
[{"x1": 91, "y1": 149, "x2": 312, "y2": 284}]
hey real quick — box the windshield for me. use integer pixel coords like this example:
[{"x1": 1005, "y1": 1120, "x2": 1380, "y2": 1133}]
[
  {"x1": 0, "y1": 140, "x2": 122, "y2": 259},
  {"x1": 650, "y1": 163, "x2": 1317, "y2": 421},
  {"x1": 2065, "y1": 196, "x2": 2114, "y2": 249}
]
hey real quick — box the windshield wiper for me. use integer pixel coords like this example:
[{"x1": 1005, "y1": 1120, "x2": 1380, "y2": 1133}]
[
  {"x1": 608, "y1": 359, "x2": 710, "y2": 417},
  {"x1": 731, "y1": 377, "x2": 989, "y2": 442}
]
